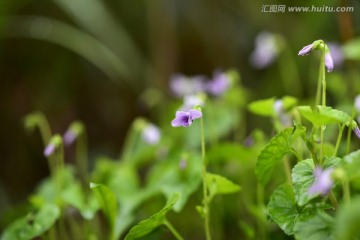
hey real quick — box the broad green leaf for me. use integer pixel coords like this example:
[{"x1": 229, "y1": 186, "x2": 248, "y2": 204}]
[
  {"x1": 292, "y1": 159, "x2": 316, "y2": 206},
  {"x1": 282, "y1": 96, "x2": 298, "y2": 110},
  {"x1": 1, "y1": 204, "x2": 60, "y2": 240},
  {"x1": 124, "y1": 193, "x2": 180, "y2": 240},
  {"x1": 268, "y1": 183, "x2": 299, "y2": 235},
  {"x1": 294, "y1": 211, "x2": 334, "y2": 240},
  {"x1": 248, "y1": 96, "x2": 298, "y2": 117},
  {"x1": 256, "y1": 127, "x2": 296, "y2": 185},
  {"x1": 90, "y1": 182, "x2": 118, "y2": 234},
  {"x1": 334, "y1": 197, "x2": 360, "y2": 240},
  {"x1": 206, "y1": 173, "x2": 241, "y2": 200},
  {"x1": 248, "y1": 97, "x2": 275, "y2": 117},
  {"x1": 298, "y1": 105, "x2": 356, "y2": 128}
]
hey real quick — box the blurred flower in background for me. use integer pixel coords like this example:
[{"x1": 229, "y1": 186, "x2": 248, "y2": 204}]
[{"x1": 250, "y1": 31, "x2": 280, "y2": 69}]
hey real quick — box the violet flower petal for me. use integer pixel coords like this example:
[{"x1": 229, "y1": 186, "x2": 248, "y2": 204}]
[
  {"x1": 325, "y1": 52, "x2": 334, "y2": 72},
  {"x1": 298, "y1": 43, "x2": 314, "y2": 56}
]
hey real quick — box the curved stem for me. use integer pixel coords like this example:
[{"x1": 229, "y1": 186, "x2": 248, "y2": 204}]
[
  {"x1": 164, "y1": 219, "x2": 185, "y2": 240},
  {"x1": 200, "y1": 115, "x2": 211, "y2": 240},
  {"x1": 333, "y1": 124, "x2": 345, "y2": 157}
]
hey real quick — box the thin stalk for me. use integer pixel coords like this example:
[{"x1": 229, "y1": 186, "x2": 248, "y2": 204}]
[
  {"x1": 164, "y1": 219, "x2": 185, "y2": 240},
  {"x1": 291, "y1": 149, "x2": 302, "y2": 162},
  {"x1": 346, "y1": 124, "x2": 352, "y2": 154},
  {"x1": 333, "y1": 124, "x2": 345, "y2": 156},
  {"x1": 200, "y1": 115, "x2": 211, "y2": 240},
  {"x1": 319, "y1": 44, "x2": 326, "y2": 164}
]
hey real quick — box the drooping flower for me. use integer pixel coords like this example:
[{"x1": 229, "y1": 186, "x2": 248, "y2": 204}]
[
  {"x1": 169, "y1": 74, "x2": 206, "y2": 97},
  {"x1": 44, "y1": 143, "x2": 56, "y2": 157},
  {"x1": 298, "y1": 41, "x2": 334, "y2": 72},
  {"x1": 325, "y1": 52, "x2": 334, "y2": 72},
  {"x1": 206, "y1": 71, "x2": 230, "y2": 96},
  {"x1": 171, "y1": 109, "x2": 202, "y2": 127},
  {"x1": 298, "y1": 43, "x2": 314, "y2": 56},
  {"x1": 250, "y1": 31, "x2": 280, "y2": 69},
  {"x1": 308, "y1": 166, "x2": 334, "y2": 196},
  {"x1": 142, "y1": 124, "x2": 161, "y2": 145}
]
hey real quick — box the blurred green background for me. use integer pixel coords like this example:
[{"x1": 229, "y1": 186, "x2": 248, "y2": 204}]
[{"x1": 0, "y1": 0, "x2": 359, "y2": 226}]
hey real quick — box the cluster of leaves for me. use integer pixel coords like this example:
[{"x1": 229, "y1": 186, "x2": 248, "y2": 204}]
[
  {"x1": 251, "y1": 96, "x2": 360, "y2": 239},
  {"x1": 1, "y1": 70, "x2": 257, "y2": 240}
]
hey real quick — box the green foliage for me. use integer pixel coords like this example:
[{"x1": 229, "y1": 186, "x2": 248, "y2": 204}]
[
  {"x1": 248, "y1": 96, "x2": 297, "y2": 117},
  {"x1": 90, "y1": 182, "x2": 118, "y2": 238},
  {"x1": 256, "y1": 127, "x2": 300, "y2": 185},
  {"x1": 294, "y1": 211, "x2": 335, "y2": 240},
  {"x1": 334, "y1": 197, "x2": 360, "y2": 240},
  {"x1": 124, "y1": 193, "x2": 180, "y2": 240},
  {"x1": 268, "y1": 183, "x2": 300, "y2": 235},
  {"x1": 292, "y1": 159, "x2": 316, "y2": 206},
  {"x1": 298, "y1": 105, "x2": 356, "y2": 128},
  {"x1": 1, "y1": 204, "x2": 60, "y2": 240},
  {"x1": 205, "y1": 173, "x2": 241, "y2": 200}
]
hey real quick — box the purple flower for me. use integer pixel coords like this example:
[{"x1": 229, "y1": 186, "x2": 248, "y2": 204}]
[
  {"x1": 63, "y1": 130, "x2": 76, "y2": 145},
  {"x1": 298, "y1": 43, "x2": 314, "y2": 56},
  {"x1": 308, "y1": 166, "x2": 334, "y2": 196},
  {"x1": 44, "y1": 143, "x2": 56, "y2": 157},
  {"x1": 169, "y1": 74, "x2": 206, "y2": 97},
  {"x1": 171, "y1": 109, "x2": 202, "y2": 127},
  {"x1": 206, "y1": 71, "x2": 230, "y2": 96},
  {"x1": 353, "y1": 126, "x2": 360, "y2": 139},
  {"x1": 142, "y1": 124, "x2": 161, "y2": 145},
  {"x1": 325, "y1": 52, "x2": 334, "y2": 72},
  {"x1": 250, "y1": 31, "x2": 279, "y2": 69}
]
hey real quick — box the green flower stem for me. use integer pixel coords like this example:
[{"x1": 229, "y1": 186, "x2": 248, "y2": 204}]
[
  {"x1": 319, "y1": 42, "x2": 326, "y2": 164},
  {"x1": 346, "y1": 124, "x2": 352, "y2": 155},
  {"x1": 333, "y1": 124, "x2": 345, "y2": 156},
  {"x1": 164, "y1": 219, "x2": 185, "y2": 240},
  {"x1": 199, "y1": 113, "x2": 212, "y2": 240}
]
